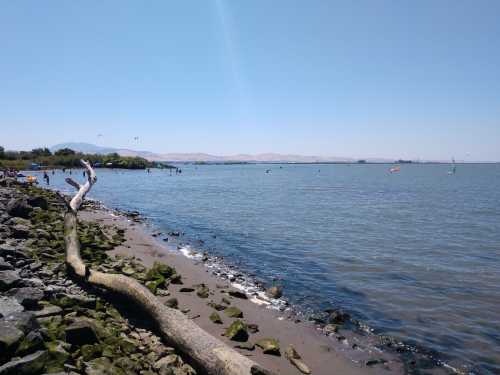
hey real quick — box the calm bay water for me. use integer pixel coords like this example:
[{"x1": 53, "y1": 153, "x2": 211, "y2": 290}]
[{"x1": 40, "y1": 164, "x2": 500, "y2": 373}]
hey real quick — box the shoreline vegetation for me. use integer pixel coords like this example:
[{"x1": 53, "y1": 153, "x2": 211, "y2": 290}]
[{"x1": 0, "y1": 146, "x2": 174, "y2": 171}]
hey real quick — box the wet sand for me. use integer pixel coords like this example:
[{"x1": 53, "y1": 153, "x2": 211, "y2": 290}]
[{"x1": 79, "y1": 207, "x2": 447, "y2": 375}]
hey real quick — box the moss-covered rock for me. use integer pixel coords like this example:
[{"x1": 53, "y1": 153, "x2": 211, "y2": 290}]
[
  {"x1": 45, "y1": 340, "x2": 70, "y2": 373},
  {"x1": 196, "y1": 285, "x2": 209, "y2": 299},
  {"x1": 209, "y1": 312, "x2": 222, "y2": 324},
  {"x1": 224, "y1": 320, "x2": 248, "y2": 342},
  {"x1": 224, "y1": 306, "x2": 243, "y2": 318},
  {"x1": 255, "y1": 338, "x2": 280, "y2": 355}
]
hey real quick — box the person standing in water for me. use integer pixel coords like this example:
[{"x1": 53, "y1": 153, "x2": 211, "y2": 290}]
[{"x1": 43, "y1": 170, "x2": 50, "y2": 185}]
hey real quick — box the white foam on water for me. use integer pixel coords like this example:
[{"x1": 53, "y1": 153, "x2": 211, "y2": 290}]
[{"x1": 178, "y1": 245, "x2": 203, "y2": 260}]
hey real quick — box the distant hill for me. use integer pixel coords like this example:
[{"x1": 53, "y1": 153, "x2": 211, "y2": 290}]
[{"x1": 51, "y1": 142, "x2": 393, "y2": 163}]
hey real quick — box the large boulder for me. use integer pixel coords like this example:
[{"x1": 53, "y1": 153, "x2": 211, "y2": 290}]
[
  {"x1": 0, "y1": 350, "x2": 48, "y2": 374},
  {"x1": 6, "y1": 199, "x2": 32, "y2": 219},
  {"x1": 0, "y1": 270, "x2": 21, "y2": 291}
]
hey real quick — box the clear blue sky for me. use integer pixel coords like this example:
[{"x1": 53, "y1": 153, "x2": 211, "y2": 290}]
[{"x1": 1, "y1": 1, "x2": 499, "y2": 161}]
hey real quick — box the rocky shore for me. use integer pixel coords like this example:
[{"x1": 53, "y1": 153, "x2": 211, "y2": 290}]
[{"x1": 0, "y1": 180, "x2": 194, "y2": 375}]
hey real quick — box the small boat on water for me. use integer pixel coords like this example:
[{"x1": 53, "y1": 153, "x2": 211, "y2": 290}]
[{"x1": 389, "y1": 165, "x2": 401, "y2": 173}]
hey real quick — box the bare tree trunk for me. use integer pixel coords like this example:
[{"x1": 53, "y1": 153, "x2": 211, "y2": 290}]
[{"x1": 63, "y1": 160, "x2": 272, "y2": 375}]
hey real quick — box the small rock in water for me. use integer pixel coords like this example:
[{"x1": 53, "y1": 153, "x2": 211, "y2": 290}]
[
  {"x1": 325, "y1": 308, "x2": 350, "y2": 324},
  {"x1": 324, "y1": 324, "x2": 339, "y2": 334},
  {"x1": 265, "y1": 285, "x2": 283, "y2": 299},
  {"x1": 255, "y1": 338, "x2": 280, "y2": 355},
  {"x1": 179, "y1": 287, "x2": 195, "y2": 293}
]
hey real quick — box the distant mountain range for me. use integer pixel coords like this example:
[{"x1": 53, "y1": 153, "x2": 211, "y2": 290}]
[{"x1": 50, "y1": 142, "x2": 395, "y2": 163}]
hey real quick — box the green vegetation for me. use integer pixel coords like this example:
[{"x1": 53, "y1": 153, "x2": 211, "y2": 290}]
[{"x1": 0, "y1": 146, "x2": 156, "y2": 170}]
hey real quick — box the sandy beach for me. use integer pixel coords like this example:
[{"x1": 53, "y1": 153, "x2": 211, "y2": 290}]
[{"x1": 80, "y1": 206, "x2": 452, "y2": 375}]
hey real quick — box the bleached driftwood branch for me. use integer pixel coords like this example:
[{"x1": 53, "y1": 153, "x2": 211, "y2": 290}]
[{"x1": 63, "y1": 160, "x2": 272, "y2": 375}]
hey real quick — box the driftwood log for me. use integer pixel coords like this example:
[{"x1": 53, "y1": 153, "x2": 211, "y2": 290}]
[{"x1": 63, "y1": 160, "x2": 273, "y2": 375}]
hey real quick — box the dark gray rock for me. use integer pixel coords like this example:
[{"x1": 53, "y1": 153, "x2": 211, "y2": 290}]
[
  {"x1": 0, "y1": 257, "x2": 13, "y2": 271},
  {"x1": 15, "y1": 330, "x2": 44, "y2": 356},
  {"x1": 1, "y1": 312, "x2": 39, "y2": 333},
  {"x1": 64, "y1": 320, "x2": 99, "y2": 346},
  {"x1": 0, "y1": 350, "x2": 48, "y2": 374},
  {"x1": 6, "y1": 198, "x2": 33, "y2": 219},
  {"x1": 326, "y1": 309, "x2": 350, "y2": 324},
  {"x1": 228, "y1": 290, "x2": 248, "y2": 299},
  {"x1": 0, "y1": 244, "x2": 29, "y2": 259},
  {"x1": 0, "y1": 270, "x2": 21, "y2": 291},
  {"x1": 0, "y1": 321, "x2": 24, "y2": 359},
  {"x1": 11, "y1": 225, "x2": 30, "y2": 239},
  {"x1": 27, "y1": 196, "x2": 48, "y2": 210},
  {"x1": 33, "y1": 304, "x2": 62, "y2": 319},
  {"x1": 7, "y1": 288, "x2": 44, "y2": 309}
]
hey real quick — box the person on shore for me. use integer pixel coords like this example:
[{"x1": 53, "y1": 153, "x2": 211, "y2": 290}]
[
  {"x1": 83, "y1": 170, "x2": 86, "y2": 177},
  {"x1": 69, "y1": 169, "x2": 72, "y2": 175},
  {"x1": 147, "y1": 168, "x2": 150, "y2": 173}
]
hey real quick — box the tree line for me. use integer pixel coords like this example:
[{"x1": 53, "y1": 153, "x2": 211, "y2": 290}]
[{"x1": 0, "y1": 146, "x2": 156, "y2": 170}]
